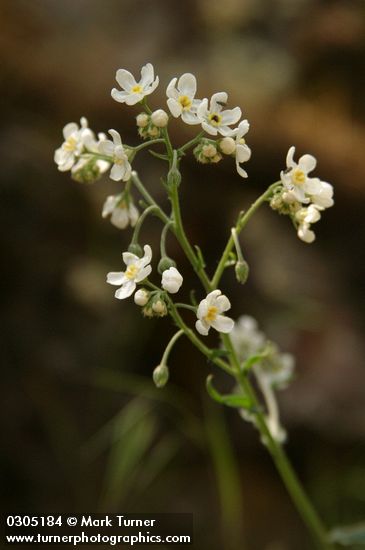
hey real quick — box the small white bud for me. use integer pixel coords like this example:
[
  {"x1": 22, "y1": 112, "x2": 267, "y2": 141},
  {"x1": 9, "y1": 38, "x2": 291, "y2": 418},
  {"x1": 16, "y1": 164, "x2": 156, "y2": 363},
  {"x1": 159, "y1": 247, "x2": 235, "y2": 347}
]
[
  {"x1": 161, "y1": 267, "x2": 183, "y2": 294},
  {"x1": 152, "y1": 300, "x2": 167, "y2": 316},
  {"x1": 219, "y1": 137, "x2": 236, "y2": 155},
  {"x1": 136, "y1": 113, "x2": 149, "y2": 128},
  {"x1": 148, "y1": 126, "x2": 160, "y2": 137},
  {"x1": 134, "y1": 289, "x2": 149, "y2": 306},
  {"x1": 151, "y1": 109, "x2": 169, "y2": 128},
  {"x1": 202, "y1": 144, "x2": 217, "y2": 158}
]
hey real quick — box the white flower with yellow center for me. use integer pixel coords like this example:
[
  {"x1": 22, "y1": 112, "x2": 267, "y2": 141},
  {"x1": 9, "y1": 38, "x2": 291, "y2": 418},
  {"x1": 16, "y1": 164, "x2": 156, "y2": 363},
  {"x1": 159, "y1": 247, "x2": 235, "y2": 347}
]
[
  {"x1": 197, "y1": 92, "x2": 241, "y2": 136},
  {"x1": 195, "y1": 290, "x2": 234, "y2": 336},
  {"x1": 98, "y1": 129, "x2": 132, "y2": 182},
  {"x1": 232, "y1": 120, "x2": 251, "y2": 178},
  {"x1": 166, "y1": 73, "x2": 202, "y2": 124},
  {"x1": 281, "y1": 146, "x2": 324, "y2": 203},
  {"x1": 107, "y1": 245, "x2": 152, "y2": 300},
  {"x1": 102, "y1": 194, "x2": 139, "y2": 230},
  {"x1": 111, "y1": 63, "x2": 159, "y2": 106},
  {"x1": 54, "y1": 117, "x2": 94, "y2": 172}
]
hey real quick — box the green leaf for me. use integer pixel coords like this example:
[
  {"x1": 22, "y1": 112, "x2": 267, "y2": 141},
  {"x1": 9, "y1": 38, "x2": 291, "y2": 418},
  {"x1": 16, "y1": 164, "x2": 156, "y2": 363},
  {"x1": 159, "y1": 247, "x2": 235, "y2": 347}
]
[
  {"x1": 206, "y1": 375, "x2": 252, "y2": 410},
  {"x1": 209, "y1": 348, "x2": 231, "y2": 360},
  {"x1": 242, "y1": 353, "x2": 265, "y2": 372},
  {"x1": 330, "y1": 522, "x2": 365, "y2": 546},
  {"x1": 194, "y1": 245, "x2": 206, "y2": 269}
]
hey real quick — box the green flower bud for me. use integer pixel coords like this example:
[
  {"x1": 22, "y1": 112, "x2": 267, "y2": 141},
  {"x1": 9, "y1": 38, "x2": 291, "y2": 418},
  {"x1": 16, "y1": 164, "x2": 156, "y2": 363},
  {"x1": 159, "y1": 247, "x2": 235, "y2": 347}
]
[
  {"x1": 167, "y1": 166, "x2": 181, "y2": 187},
  {"x1": 153, "y1": 364, "x2": 169, "y2": 388},
  {"x1": 152, "y1": 299, "x2": 168, "y2": 317},
  {"x1": 158, "y1": 256, "x2": 176, "y2": 274},
  {"x1": 235, "y1": 260, "x2": 249, "y2": 284},
  {"x1": 128, "y1": 243, "x2": 143, "y2": 257}
]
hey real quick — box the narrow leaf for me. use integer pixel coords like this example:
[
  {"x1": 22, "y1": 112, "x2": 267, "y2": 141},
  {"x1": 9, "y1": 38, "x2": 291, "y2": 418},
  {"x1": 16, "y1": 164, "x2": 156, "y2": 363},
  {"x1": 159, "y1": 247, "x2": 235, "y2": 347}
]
[{"x1": 206, "y1": 375, "x2": 252, "y2": 410}]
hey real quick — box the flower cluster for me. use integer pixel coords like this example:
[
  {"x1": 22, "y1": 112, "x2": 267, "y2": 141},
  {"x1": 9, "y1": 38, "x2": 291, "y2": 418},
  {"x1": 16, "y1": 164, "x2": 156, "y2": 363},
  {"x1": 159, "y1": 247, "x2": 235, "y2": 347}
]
[
  {"x1": 230, "y1": 316, "x2": 295, "y2": 442},
  {"x1": 271, "y1": 146, "x2": 334, "y2": 243}
]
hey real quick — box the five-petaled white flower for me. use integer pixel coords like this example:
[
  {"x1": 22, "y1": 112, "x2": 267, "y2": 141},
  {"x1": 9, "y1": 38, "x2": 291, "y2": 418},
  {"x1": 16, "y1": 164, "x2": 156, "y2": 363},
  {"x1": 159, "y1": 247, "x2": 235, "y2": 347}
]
[
  {"x1": 54, "y1": 117, "x2": 94, "y2": 172},
  {"x1": 161, "y1": 267, "x2": 183, "y2": 294},
  {"x1": 195, "y1": 289, "x2": 234, "y2": 336},
  {"x1": 98, "y1": 129, "x2": 132, "y2": 182},
  {"x1": 107, "y1": 245, "x2": 152, "y2": 300},
  {"x1": 197, "y1": 92, "x2": 241, "y2": 136},
  {"x1": 232, "y1": 120, "x2": 251, "y2": 178},
  {"x1": 166, "y1": 73, "x2": 202, "y2": 125},
  {"x1": 102, "y1": 194, "x2": 139, "y2": 229},
  {"x1": 111, "y1": 63, "x2": 159, "y2": 106},
  {"x1": 280, "y1": 146, "x2": 324, "y2": 203}
]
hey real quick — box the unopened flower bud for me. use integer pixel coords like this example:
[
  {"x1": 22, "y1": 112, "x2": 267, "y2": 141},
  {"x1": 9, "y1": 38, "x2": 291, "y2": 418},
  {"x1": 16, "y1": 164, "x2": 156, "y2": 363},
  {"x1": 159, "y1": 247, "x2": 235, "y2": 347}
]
[
  {"x1": 219, "y1": 137, "x2": 236, "y2": 155},
  {"x1": 142, "y1": 306, "x2": 154, "y2": 318},
  {"x1": 158, "y1": 256, "x2": 176, "y2": 274},
  {"x1": 167, "y1": 166, "x2": 181, "y2": 187},
  {"x1": 161, "y1": 267, "x2": 183, "y2": 294},
  {"x1": 202, "y1": 144, "x2": 217, "y2": 158},
  {"x1": 128, "y1": 243, "x2": 143, "y2": 257},
  {"x1": 235, "y1": 260, "x2": 249, "y2": 284},
  {"x1": 134, "y1": 288, "x2": 149, "y2": 306},
  {"x1": 136, "y1": 113, "x2": 149, "y2": 128},
  {"x1": 153, "y1": 364, "x2": 169, "y2": 388},
  {"x1": 148, "y1": 126, "x2": 160, "y2": 138},
  {"x1": 152, "y1": 300, "x2": 167, "y2": 316},
  {"x1": 151, "y1": 109, "x2": 169, "y2": 128},
  {"x1": 211, "y1": 153, "x2": 222, "y2": 163}
]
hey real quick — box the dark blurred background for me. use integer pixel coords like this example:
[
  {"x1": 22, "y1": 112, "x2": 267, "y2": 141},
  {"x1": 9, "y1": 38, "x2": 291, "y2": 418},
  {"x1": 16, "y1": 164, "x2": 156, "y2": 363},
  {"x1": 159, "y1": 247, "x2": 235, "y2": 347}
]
[{"x1": 1, "y1": 1, "x2": 365, "y2": 548}]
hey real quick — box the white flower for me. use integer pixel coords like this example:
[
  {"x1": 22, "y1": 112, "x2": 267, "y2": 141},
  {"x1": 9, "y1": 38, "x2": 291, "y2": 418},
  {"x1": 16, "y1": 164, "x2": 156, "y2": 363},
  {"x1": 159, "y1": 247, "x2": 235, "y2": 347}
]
[
  {"x1": 111, "y1": 63, "x2": 159, "y2": 106},
  {"x1": 295, "y1": 204, "x2": 321, "y2": 243},
  {"x1": 197, "y1": 92, "x2": 241, "y2": 136},
  {"x1": 107, "y1": 245, "x2": 152, "y2": 300},
  {"x1": 166, "y1": 73, "x2": 202, "y2": 124},
  {"x1": 54, "y1": 117, "x2": 94, "y2": 172},
  {"x1": 280, "y1": 146, "x2": 324, "y2": 203},
  {"x1": 98, "y1": 130, "x2": 132, "y2": 182},
  {"x1": 219, "y1": 137, "x2": 236, "y2": 155},
  {"x1": 230, "y1": 315, "x2": 265, "y2": 360},
  {"x1": 151, "y1": 109, "x2": 169, "y2": 128},
  {"x1": 195, "y1": 289, "x2": 234, "y2": 336},
  {"x1": 232, "y1": 120, "x2": 251, "y2": 178},
  {"x1": 161, "y1": 267, "x2": 183, "y2": 294},
  {"x1": 134, "y1": 289, "x2": 149, "y2": 306},
  {"x1": 102, "y1": 194, "x2": 139, "y2": 229}
]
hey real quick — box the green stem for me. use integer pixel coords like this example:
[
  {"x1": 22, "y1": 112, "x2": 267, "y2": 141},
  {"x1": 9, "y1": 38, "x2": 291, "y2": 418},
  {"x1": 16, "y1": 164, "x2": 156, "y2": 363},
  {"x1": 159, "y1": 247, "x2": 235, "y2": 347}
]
[
  {"x1": 133, "y1": 138, "x2": 165, "y2": 152},
  {"x1": 131, "y1": 171, "x2": 170, "y2": 225},
  {"x1": 178, "y1": 131, "x2": 205, "y2": 154},
  {"x1": 161, "y1": 329, "x2": 184, "y2": 366},
  {"x1": 211, "y1": 182, "x2": 281, "y2": 289},
  {"x1": 160, "y1": 221, "x2": 174, "y2": 258},
  {"x1": 131, "y1": 205, "x2": 159, "y2": 245},
  {"x1": 174, "y1": 303, "x2": 197, "y2": 312},
  {"x1": 221, "y1": 334, "x2": 332, "y2": 550},
  {"x1": 170, "y1": 183, "x2": 211, "y2": 292}
]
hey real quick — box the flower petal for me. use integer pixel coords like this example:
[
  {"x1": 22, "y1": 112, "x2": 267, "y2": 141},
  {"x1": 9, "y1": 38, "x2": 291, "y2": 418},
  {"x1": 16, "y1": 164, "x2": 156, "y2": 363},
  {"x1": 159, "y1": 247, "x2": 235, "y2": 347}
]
[
  {"x1": 299, "y1": 154, "x2": 316, "y2": 174},
  {"x1": 178, "y1": 73, "x2": 197, "y2": 98},
  {"x1": 181, "y1": 110, "x2": 201, "y2": 125},
  {"x1": 210, "y1": 92, "x2": 228, "y2": 112},
  {"x1": 110, "y1": 164, "x2": 124, "y2": 181},
  {"x1": 166, "y1": 77, "x2": 178, "y2": 99},
  {"x1": 286, "y1": 146, "x2": 296, "y2": 168},
  {"x1": 167, "y1": 98, "x2": 182, "y2": 118},
  {"x1": 115, "y1": 281, "x2": 136, "y2": 299},
  {"x1": 111, "y1": 207, "x2": 129, "y2": 229},
  {"x1": 107, "y1": 272, "x2": 126, "y2": 286},
  {"x1": 197, "y1": 298, "x2": 208, "y2": 319},
  {"x1": 63, "y1": 122, "x2": 78, "y2": 139},
  {"x1": 125, "y1": 93, "x2": 144, "y2": 105},
  {"x1": 111, "y1": 89, "x2": 131, "y2": 103},
  {"x1": 140, "y1": 63, "x2": 154, "y2": 86},
  {"x1": 115, "y1": 69, "x2": 136, "y2": 91},
  {"x1": 109, "y1": 129, "x2": 122, "y2": 146},
  {"x1": 220, "y1": 107, "x2": 241, "y2": 125},
  {"x1": 211, "y1": 315, "x2": 235, "y2": 333},
  {"x1": 195, "y1": 319, "x2": 210, "y2": 336},
  {"x1": 236, "y1": 143, "x2": 251, "y2": 163},
  {"x1": 135, "y1": 264, "x2": 152, "y2": 282},
  {"x1": 122, "y1": 251, "x2": 139, "y2": 265},
  {"x1": 141, "y1": 244, "x2": 152, "y2": 266},
  {"x1": 215, "y1": 294, "x2": 231, "y2": 313},
  {"x1": 98, "y1": 140, "x2": 114, "y2": 156}
]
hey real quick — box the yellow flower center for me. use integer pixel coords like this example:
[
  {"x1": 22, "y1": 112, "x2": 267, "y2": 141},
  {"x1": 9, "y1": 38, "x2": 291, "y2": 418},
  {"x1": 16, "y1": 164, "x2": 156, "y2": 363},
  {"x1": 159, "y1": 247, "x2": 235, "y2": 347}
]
[
  {"x1": 113, "y1": 154, "x2": 125, "y2": 165},
  {"x1": 178, "y1": 95, "x2": 192, "y2": 110},
  {"x1": 205, "y1": 306, "x2": 218, "y2": 323},
  {"x1": 132, "y1": 85, "x2": 143, "y2": 94},
  {"x1": 125, "y1": 264, "x2": 138, "y2": 280},
  {"x1": 208, "y1": 113, "x2": 222, "y2": 127},
  {"x1": 64, "y1": 136, "x2": 77, "y2": 152},
  {"x1": 292, "y1": 169, "x2": 306, "y2": 185},
  {"x1": 238, "y1": 138, "x2": 246, "y2": 145}
]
